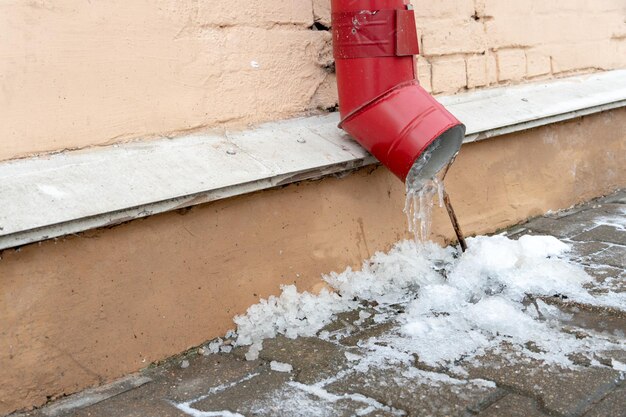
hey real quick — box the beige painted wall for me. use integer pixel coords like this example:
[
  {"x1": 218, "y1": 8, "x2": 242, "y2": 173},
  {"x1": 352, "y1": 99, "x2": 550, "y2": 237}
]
[
  {"x1": 413, "y1": 0, "x2": 626, "y2": 93},
  {"x1": 1, "y1": 109, "x2": 625, "y2": 415},
  {"x1": 2, "y1": 0, "x2": 625, "y2": 161}
]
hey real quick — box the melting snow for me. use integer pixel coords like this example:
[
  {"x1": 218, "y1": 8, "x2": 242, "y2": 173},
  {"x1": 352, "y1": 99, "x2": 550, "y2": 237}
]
[
  {"x1": 173, "y1": 372, "x2": 259, "y2": 417},
  {"x1": 612, "y1": 359, "x2": 626, "y2": 372},
  {"x1": 234, "y1": 235, "x2": 625, "y2": 370},
  {"x1": 594, "y1": 206, "x2": 626, "y2": 230},
  {"x1": 270, "y1": 361, "x2": 293, "y2": 373}
]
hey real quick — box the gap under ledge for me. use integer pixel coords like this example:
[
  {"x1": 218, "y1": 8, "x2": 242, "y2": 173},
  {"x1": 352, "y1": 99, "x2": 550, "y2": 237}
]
[{"x1": 1, "y1": 70, "x2": 625, "y2": 251}]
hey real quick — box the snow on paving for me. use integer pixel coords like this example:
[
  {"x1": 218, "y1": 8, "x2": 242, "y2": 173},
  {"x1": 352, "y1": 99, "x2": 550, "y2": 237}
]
[
  {"x1": 594, "y1": 206, "x2": 626, "y2": 230},
  {"x1": 269, "y1": 361, "x2": 293, "y2": 373},
  {"x1": 234, "y1": 235, "x2": 625, "y2": 371},
  {"x1": 174, "y1": 233, "x2": 625, "y2": 416}
]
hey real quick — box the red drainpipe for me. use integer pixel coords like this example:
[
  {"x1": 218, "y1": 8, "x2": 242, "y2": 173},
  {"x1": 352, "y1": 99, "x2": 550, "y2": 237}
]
[{"x1": 332, "y1": 0, "x2": 465, "y2": 183}]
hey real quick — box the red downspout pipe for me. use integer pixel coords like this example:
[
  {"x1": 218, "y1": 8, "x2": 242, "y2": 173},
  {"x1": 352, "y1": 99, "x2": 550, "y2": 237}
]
[{"x1": 332, "y1": 0, "x2": 465, "y2": 183}]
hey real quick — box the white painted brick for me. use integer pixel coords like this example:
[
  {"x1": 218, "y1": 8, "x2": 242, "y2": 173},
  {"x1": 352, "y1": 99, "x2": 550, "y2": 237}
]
[
  {"x1": 486, "y1": 52, "x2": 498, "y2": 84},
  {"x1": 412, "y1": 0, "x2": 475, "y2": 19},
  {"x1": 198, "y1": 0, "x2": 314, "y2": 27},
  {"x1": 419, "y1": 19, "x2": 487, "y2": 56},
  {"x1": 466, "y1": 55, "x2": 489, "y2": 88},
  {"x1": 614, "y1": 39, "x2": 626, "y2": 68},
  {"x1": 484, "y1": 9, "x2": 623, "y2": 49},
  {"x1": 497, "y1": 49, "x2": 526, "y2": 81},
  {"x1": 417, "y1": 57, "x2": 432, "y2": 92},
  {"x1": 431, "y1": 56, "x2": 467, "y2": 94},
  {"x1": 308, "y1": 73, "x2": 337, "y2": 110},
  {"x1": 525, "y1": 50, "x2": 551, "y2": 77},
  {"x1": 549, "y1": 41, "x2": 617, "y2": 74},
  {"x1": 312, "y1": 0, "x2": 331, "y2": 27}
]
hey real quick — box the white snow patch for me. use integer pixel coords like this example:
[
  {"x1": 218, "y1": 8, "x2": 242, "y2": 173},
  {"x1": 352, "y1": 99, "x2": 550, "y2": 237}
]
[
  {"x1": 245, "y1": 341, "x2": 263, "y2": 361},
  {"x1": 612, "y1": 359, "x2": 626, "y2": 372},
  {"x1": 270, "y1": 361, "x2": 293, "y2": 373},
  {"x1": 233, "y1": 235, "x2": 625, "y2": 373},
  {"x1": 353, "y1": 310, "x2": 372, "y2": 325},
  {"x1": 175, "y1": 403, "x2": 244, "y2": 417},
  {"x1": 208, "y1": 338, "x2": 223, "y2": 354},
  {"x1": 591, "y1": 207, "x2": 626, "y2": 231},
  {"x1": 235, "y1": 286, "x2": 356, "y2": 349},
  {"x1": 173, "y1": 372, "x2": 259, "y2": 417},
  {"x1": 344, "y1": 352, "x2": 362, "y2": 362},
  {"x1": 286, "y1": 381, "x2": 405, "y2": 416}
]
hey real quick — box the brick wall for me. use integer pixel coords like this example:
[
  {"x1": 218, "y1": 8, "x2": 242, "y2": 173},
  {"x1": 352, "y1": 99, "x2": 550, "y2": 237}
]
[
  {"x1": 411, "y1": 0, "x2": 626, "y2": 94},
  {"x1": 1, "y1": 0, "x2": 624, "y2": 160}
]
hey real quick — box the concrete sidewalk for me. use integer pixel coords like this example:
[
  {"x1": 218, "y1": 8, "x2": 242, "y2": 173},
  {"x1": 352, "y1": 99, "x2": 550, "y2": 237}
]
[{"x1": 14, "y1": 191, "x2": 626, "y2": 417}]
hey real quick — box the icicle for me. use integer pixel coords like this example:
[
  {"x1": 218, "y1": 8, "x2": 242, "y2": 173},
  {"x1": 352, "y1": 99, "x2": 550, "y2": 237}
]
[
  {"x1": 435, "y1": 176, "x2": 444, "y2": 208},
  {"x1": 403, "y1": 177, "x2": 443, "y2": 244}
]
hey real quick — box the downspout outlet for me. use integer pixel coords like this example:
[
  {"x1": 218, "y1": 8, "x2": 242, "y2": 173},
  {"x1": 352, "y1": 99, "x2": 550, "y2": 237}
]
[{"x1": 332, "y1": 0, "x2": 465, "y2": 183}]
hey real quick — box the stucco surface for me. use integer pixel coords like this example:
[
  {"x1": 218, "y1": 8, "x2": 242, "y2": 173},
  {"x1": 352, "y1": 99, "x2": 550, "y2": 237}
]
[
  {"x1": 0, "y1": 0, "x2": 331, "y2": 161},
  {"x1": 1, "y1": 109, "x2": 625, "y2": 415},
  {"x1": 2, "y1": 0, "x2": 625, "y2": 161}
]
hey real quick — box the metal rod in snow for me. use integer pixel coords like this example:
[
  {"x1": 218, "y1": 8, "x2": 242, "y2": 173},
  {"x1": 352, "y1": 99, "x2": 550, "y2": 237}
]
[{"x1": 443, "y1": 191, "x2": 468, "y2": 252}]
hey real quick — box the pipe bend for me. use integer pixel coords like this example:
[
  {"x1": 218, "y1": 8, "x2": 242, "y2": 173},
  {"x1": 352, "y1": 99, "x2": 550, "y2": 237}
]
[{"x1": 332, "y1": 0, "x2": 465, "y2": 182}]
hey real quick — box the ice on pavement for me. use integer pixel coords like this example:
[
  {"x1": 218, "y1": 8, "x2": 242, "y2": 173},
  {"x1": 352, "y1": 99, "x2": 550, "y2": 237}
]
[
  {"x1": 594, "y1": 206, "x2": 626, "y2": 230},
  {"x1": 270, "y1": 361, "x2": 293, "y2": 373},
  {"x1": 234, "y1": 235, "x2": 625, "y2": 370}
]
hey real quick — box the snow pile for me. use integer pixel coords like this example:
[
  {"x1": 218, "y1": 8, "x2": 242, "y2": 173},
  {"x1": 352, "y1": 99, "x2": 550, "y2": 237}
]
[
  {"x1": 234, "y1": 285, "x2": 357, "y2": 359},
  {"x1": 444, "y1": 235, "x2": 590, "y2": 303},
  {"x1": 233, "y1": 235, "x2": 625, "y2": 368},
  {"x1": 324, "y1": 240, "x2": 452, "y2": 304}
]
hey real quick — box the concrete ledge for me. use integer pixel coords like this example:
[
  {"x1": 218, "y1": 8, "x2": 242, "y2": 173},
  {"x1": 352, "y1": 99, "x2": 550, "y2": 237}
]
[{"x1": 1, "y1": 70, "x2": 625, "y2": 250}]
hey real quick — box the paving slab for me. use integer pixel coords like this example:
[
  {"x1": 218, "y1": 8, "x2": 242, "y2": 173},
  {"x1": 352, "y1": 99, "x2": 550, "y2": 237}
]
[
  {"x1": 479, "y1": 394, "x2": 550, "y2": 417},
  {"x1": 191, "y1": 371, "x2": 394, "y2": 417},
  {"x1": 583, "y1": 385, "x2": 626, "y2": 417},
  {"x1": 524, "y1": 217, "x2": 587, "y2": 239},
  {"x1": 539, "y1": 299, "x2": 626, "y2": 337},
  {"x1": 597, "y1": 190, "x2": 626, "y2": 205},
  {"x1": 589, "y1": 245, "x2": 626, "y2": 269},
  {"x1": 17, "y1": 353, "x2": 264, "y2": 417},
  {"x1": 50, "y1": 383, "x2": 189, "y2": 417},
  {"x1": 576, "y1": 246, "x2": 626, "y2": 271},
  {"x1": 13, "y1": 375, "x2": 154, "y2": 417},
  {"x1": 524, "y1": 203, "x2": 624, "y2": 239},
  {"x1": 326, "y1": 366, "x2": 502, "y2": 417},
  {"x1": 233, "y1": 336, "x2": 354, "y2": 385},
  {"x1": 338, "y1": 322, "x2": 398, "y2": 347},
  {"x1": 569, "y1": 241, "x2": 612, "y2": 258},
  {"x1": 150, "y1": 352, "x2": 265, "y2": 403},
  {"x1": 461, "y1": 354, "x2": 623, "y2": 417},
  {"x1": 572, "y1": 225, "x2": 626, "y2": 246},
  {"x1": 560, "y1": 203, "x2": 625, "y2": 223}
]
